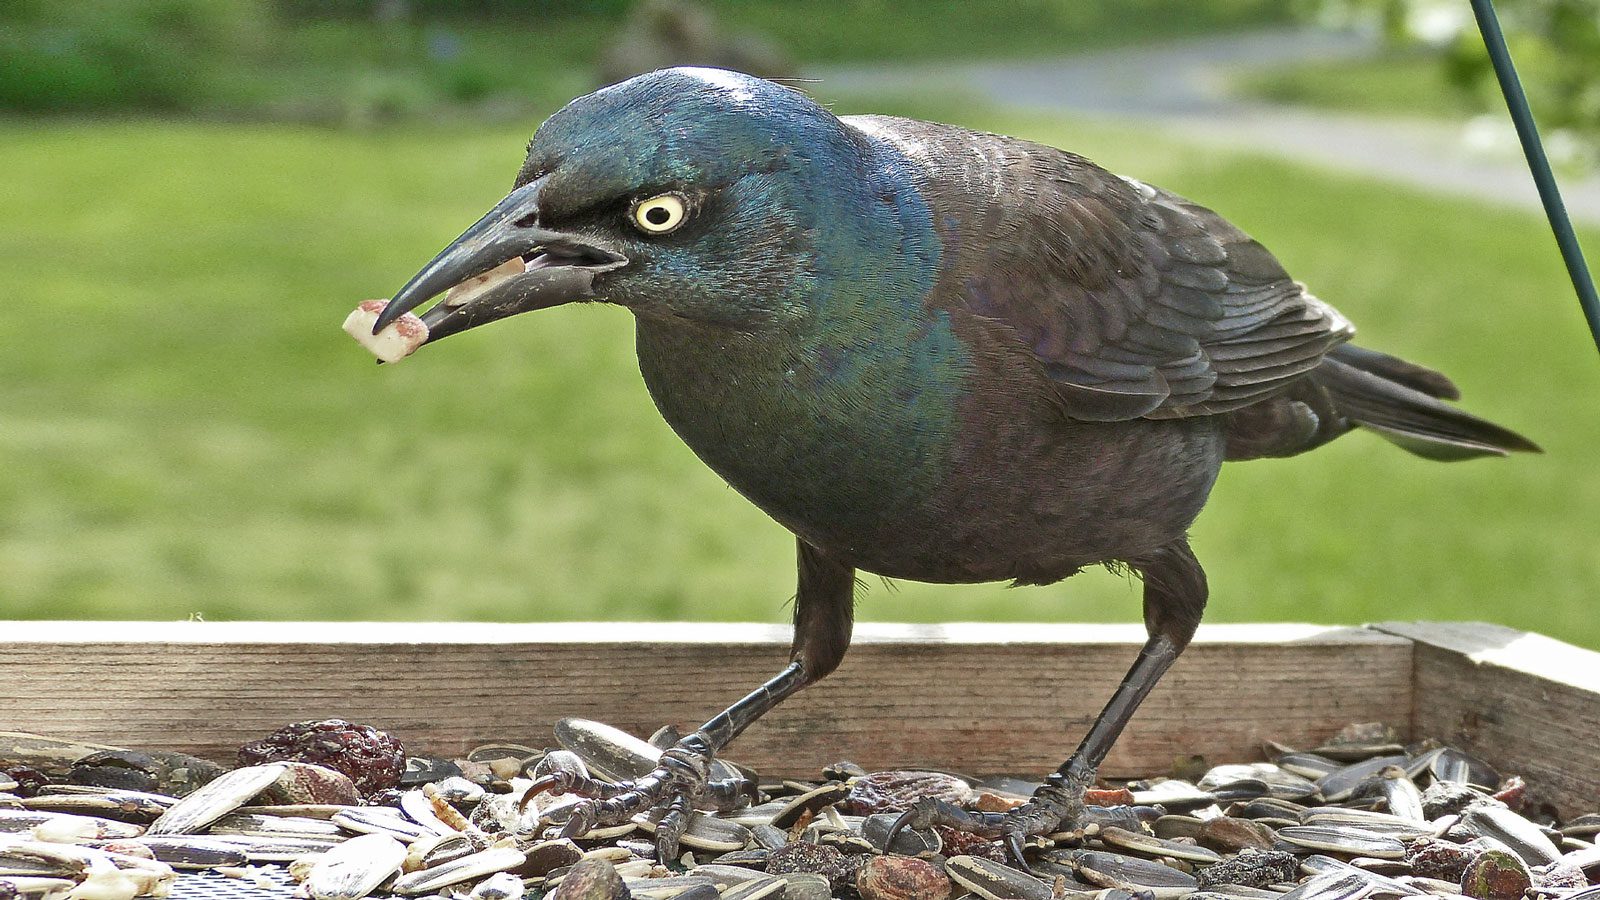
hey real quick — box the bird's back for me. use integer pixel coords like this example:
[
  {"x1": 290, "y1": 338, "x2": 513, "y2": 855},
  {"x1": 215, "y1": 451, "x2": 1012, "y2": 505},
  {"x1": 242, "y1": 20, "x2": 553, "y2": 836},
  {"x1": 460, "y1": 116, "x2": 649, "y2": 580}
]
[
  {"x1": 843, "y1": 114, "x2": 1354, "y2": 427},
  {"x1": 844, "y1": 114, "x2": 1536, "y2": 464}
]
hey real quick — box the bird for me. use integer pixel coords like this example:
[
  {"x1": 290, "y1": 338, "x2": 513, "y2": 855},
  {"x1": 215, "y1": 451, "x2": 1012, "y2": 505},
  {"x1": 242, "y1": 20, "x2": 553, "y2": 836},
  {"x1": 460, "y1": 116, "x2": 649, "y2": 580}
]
[{"x1": 365, "y1": 66, "x2": 1539, "y2": 866}]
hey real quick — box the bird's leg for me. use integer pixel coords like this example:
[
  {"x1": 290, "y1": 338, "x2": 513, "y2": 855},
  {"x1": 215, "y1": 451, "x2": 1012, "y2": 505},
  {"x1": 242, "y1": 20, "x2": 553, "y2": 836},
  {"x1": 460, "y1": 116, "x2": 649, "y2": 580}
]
[
  {"x1": 888, "y1": 539, "x2": 1207, "y2": 869},
  {"x1": 531, "y1": 541, "x2": 855, "y2": 863}
]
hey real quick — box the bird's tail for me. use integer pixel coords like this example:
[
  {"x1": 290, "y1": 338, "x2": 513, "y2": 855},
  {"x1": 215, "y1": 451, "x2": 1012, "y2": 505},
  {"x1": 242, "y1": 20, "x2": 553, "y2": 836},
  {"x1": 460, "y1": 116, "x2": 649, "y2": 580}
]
[{"x1": 1315, "y1": 344, "x2": 1541, "y2": 460}]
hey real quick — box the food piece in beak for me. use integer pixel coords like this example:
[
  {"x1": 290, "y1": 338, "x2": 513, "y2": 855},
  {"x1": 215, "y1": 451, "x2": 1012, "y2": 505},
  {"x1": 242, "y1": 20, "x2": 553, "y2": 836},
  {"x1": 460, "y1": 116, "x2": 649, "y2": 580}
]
[
  {"x1": 438, "y1": 256, "x2": 527, "y2": 312},
  {"x1": 369, "y1": 181, "x2": 629, "y2": 347},
  {"x1": 343, "y1": 300, "x2": 429, "y2": 363}
]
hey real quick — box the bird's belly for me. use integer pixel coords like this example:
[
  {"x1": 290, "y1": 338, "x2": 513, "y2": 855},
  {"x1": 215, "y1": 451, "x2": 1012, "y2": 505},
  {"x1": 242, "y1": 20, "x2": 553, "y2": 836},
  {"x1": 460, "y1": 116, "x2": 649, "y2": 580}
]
[
  {"x1": 635, "y1": 321, "x2": 1226, "y2": 585},
  {"x1": 654, "y1": 389, "x2": 1222, "y2": 584},
  {"x1": 826, "y1": 414, "x2": 1226, "y2": 584}
]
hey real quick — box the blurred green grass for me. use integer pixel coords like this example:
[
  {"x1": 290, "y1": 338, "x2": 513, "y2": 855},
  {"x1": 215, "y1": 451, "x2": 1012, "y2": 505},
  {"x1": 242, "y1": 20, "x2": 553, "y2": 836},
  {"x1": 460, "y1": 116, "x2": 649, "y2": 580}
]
[
  {"x1": 2, "y1": 100, "x2": 1594, "y2": 646},
  {"x1": 1232, "y1": 51, "x2": 1473, "y2": 119}
]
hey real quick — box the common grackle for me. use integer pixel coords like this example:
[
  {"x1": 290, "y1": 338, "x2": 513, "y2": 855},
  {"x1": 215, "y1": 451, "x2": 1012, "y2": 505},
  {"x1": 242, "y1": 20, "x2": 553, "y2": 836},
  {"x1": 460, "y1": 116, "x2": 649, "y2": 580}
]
[{"x1": 366, "y1": 68, "x2": 1538, "y2": 865}]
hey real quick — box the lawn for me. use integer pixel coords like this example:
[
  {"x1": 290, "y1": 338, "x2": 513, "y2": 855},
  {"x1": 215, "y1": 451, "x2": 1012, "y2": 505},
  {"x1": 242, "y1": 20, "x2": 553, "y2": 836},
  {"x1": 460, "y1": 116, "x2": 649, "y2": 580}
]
[
  {"x1": 1232, "y1": 51, "x2": 1476, "y2": 120},
  {"x1": 2, "y1": 99, "x2": 1595, "y2": 647}
]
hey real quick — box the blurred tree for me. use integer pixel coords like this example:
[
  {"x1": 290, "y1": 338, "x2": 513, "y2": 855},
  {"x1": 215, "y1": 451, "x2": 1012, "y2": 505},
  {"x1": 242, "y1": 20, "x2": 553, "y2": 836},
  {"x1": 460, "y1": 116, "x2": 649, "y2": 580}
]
[
  {"x1": 272, "y1": 0, "x2": 636, "y2": 17},
  {"x1": 0, "y1": 0, "x2": 277, "y2": 112},
  {"x1": 1312, "y1": 0, "x2": 1600, "y2": 148},
  {"x1": 594, "y1": 0, "x2": 793, "y2": 87}
]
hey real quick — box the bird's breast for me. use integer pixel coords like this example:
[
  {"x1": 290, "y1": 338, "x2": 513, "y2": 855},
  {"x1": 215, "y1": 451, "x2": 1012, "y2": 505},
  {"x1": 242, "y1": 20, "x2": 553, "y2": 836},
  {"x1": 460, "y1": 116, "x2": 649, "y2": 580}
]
[{"x1": 634, "y1": 314, "x2": 971, "y2": 559}]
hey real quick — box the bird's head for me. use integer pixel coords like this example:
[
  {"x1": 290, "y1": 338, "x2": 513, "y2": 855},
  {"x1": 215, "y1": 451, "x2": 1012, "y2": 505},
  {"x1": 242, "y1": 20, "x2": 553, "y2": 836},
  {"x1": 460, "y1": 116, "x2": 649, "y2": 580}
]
[{"x1": 375, "y1": 67, "x2": 884, "y2": 344}]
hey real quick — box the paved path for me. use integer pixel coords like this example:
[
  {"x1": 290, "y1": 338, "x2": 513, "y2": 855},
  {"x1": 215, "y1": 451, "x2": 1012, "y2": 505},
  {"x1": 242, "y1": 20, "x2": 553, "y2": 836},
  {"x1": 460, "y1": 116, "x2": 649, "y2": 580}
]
[{"x1": 814, "y1": 28, "x2": 1600, "y2": 225}]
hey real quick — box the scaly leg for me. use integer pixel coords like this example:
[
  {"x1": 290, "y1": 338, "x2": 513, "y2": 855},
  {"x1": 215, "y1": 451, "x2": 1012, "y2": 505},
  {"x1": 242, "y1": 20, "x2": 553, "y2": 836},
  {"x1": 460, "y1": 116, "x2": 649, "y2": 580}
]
[
  {"x1": 888, "y1": 539, "x2": 1207, "y2": 868},
  {"x1": 525, "y1": 540, "x2": 854, "y2": 862}
]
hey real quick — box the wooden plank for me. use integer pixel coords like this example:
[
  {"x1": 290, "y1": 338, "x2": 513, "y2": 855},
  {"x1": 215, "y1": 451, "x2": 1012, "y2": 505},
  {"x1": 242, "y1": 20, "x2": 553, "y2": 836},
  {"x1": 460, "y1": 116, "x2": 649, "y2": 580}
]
[
  {"x1": 1372, "y1": 621, "x2": 1600, "y2": 819},
  {"x1": 0, "y1": 621, "x2": 1411, "y2": 779}
]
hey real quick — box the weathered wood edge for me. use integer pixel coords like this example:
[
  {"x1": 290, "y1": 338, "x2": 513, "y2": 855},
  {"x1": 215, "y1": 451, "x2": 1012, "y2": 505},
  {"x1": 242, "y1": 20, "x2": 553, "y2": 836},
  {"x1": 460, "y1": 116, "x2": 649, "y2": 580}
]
[
  {"x1": 0, "y1": 621, "x2": 1410, "y2": 780},
  {"x1": 1371, "y1": 621, "x2": 1600, "y2": 819},
  {"x1": 0, "y1": 621, "x2": 1404, "y2": 645}
]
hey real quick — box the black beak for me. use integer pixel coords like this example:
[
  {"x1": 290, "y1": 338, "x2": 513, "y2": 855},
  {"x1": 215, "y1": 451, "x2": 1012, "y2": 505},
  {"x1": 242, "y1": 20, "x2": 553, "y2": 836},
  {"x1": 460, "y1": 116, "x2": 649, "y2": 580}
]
[{"x1": 375, "y1": 180, "x2": 628, "y2": 345}]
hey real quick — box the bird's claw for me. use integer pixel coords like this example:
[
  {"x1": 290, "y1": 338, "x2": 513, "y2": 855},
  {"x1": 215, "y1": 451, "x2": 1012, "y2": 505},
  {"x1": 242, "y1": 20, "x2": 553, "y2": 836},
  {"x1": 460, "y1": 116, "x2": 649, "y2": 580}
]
[
  {"x1": 884, "y1": 773, "x2": 1093, "y2": 873},
  {"x1": 519, "y1": 742, "x2": 747, "y2": 864}
]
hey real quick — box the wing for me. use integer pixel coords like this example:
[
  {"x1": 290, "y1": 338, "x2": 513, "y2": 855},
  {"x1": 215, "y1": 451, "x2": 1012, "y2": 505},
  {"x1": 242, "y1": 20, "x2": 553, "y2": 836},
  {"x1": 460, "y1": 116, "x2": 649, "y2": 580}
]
[{"x1": 849, "y1": 115, "x2": 1355, "y2": 422}]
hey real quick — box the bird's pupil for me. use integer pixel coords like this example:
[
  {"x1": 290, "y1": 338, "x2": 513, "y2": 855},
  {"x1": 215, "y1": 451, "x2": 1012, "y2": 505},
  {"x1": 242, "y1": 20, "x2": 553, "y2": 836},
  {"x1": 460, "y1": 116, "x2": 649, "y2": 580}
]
[{"x1": 646, "y1": 206, "x2": 671, "y2": 225}]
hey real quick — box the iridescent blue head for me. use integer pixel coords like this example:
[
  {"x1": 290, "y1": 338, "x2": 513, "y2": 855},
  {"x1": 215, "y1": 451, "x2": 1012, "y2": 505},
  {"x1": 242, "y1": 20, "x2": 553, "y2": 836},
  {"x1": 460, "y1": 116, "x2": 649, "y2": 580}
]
[{"x1": 375, "y1": 67, "x2": 934, "y2": 341}]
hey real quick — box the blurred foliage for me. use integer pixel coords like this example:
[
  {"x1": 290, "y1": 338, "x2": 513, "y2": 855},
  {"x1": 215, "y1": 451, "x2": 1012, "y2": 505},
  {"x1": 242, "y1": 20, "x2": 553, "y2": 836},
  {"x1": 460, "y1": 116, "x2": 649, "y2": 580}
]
[
  {"x1": 594, "y1": 0, "x2": 795, "y2": 88},
  {"x1": 0, "y1": 0, "x2": 277, "y2": 112},
  {"x1": 0, "y1": 0, "x2": 1289, "y2": 121},
  {"x1": 1310, "y1": 0, "x2": 1600, "y2": 144}
]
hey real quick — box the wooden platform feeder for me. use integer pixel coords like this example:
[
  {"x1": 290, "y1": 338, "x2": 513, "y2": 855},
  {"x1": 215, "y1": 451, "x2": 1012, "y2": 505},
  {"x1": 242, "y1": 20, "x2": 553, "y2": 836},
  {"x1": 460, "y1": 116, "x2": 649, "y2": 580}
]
[{"x1": 3, "y1": 620, "x2": 1596, "y2": 818}]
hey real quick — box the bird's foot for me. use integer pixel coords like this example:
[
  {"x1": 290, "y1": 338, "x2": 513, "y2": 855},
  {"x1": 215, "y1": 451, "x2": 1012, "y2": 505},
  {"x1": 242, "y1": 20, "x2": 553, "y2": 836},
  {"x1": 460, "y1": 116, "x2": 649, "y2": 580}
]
[
  {"x1": 520, "y1": 738, "x2": 752, "y2": 863},
  {"x1": 886, "y1": 769, "x2": 1098, "y2": 872}
]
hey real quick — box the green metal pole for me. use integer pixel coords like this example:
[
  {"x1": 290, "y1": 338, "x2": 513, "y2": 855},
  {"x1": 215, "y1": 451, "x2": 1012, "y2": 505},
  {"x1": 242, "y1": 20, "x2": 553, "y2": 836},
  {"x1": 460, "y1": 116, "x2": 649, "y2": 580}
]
[{"x1": 1467, "y1": 0, "x2": 1600, "y2": 356}]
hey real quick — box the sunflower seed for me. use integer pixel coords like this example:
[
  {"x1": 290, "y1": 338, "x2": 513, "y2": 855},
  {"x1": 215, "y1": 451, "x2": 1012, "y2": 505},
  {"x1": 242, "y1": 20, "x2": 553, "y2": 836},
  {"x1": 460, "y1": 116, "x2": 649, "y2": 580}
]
[
  {"x1": 398, "y1": 791, "x2": 455, "y2": 837},
  {"x1": 209, "y1": 812, "x2": 345, "y2": 838},
  {"x1": 1203, "y1": 765, "x2": 1320, "y2": 803},
  {"x1": 773, "y1": 872, "x2": 831, "y2": 900},
  {"x1": 1298, "y1": 855, "x2": 1423, "y2": 895},
  {"x1": 0, "y1": 810, "x2": 143, "y2": 841},
  {"x1": 1276, "y1": 871, "x2": 1373, "y2": 900},
  {"x1": 721, "y1": 801, "x2": 788, "y2": 828},
  {"x1": 1365, "y1": 767, "x2": 1425, "y2": 823},
  {"x1": 748, "y1": 823, "x2": 789, "y2": 851},
  {"x1": 553, "y1": 719, "x2": 661, "y2": 783},
  {"x1": 631, "y1": 809, "x2": 748, "y2": 852},
  {"x1": 1275, "y1": 754, "x2": 1344, "y2": 781},
  {"x1": 768, "y1": 784, "x2": 848, "y2": 830},
  {"x1": 623, "y1": 875, "x2": 717, "y2": 898},
  {"x1": 467, "y1": 871, "x2": 524, "y2": 900},
  {"x1": 331, "y1": 807, "x2": 433, "y2": 842},
  {"x1": 89, "y1": 836, "x2": 246, "y2": 870},
  {"x1": 1098, "y1": 825, "x2": 1223, "y2": 863},
  {"x1": 1457, "y1": 806, "x2": 1560, "y2": 866},
  {"x1": 1428, "y1": 750, "x2": 1499, "y2": 792},
  {"x1": 305, "y1": 833, "x2": 406, "y2": 900},
  {"x1": 198, "y1": 834, "x2": 346, "y2": 862},
  {"x1": 390, "y1": 845, "x2": 524, "y2": 895},
  {"x1": 236, "y1": 805, "x2": 348, "y2": 820},
  {"x1": 1131, "y1": 780, "x2": 1217, "y2": 811},
  {"x1": 1317, "y1": 758, "x2": 1408, "y2": 804},
  {"x1": 1278, "y1": 827, "x2": 1406, "y2": 859},
  {"x1": 860, "y1": 813, "x2": 939, "y2": 855},
  {"x1": 719, "y1": 876, "x2": 786, "y2": 900},
  {"x1": 945, "y1": 855, "x2": 1053, "y2": 900},
  {"x1": 146, "y1": 764, "x2": 287, "y2": 836},
  {"x1": 21, "y1": 792, "x2": 174, "y2": 821},
  {"x1": 1054, "y1": 849, "x2": 1201, "y2": 898}
]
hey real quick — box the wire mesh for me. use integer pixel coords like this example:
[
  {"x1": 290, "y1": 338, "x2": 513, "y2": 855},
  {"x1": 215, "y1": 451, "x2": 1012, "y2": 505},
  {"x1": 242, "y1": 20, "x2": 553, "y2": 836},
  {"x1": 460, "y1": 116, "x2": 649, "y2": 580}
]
[{"x1": 169, "y1": 867, "x2": 301, "y2": 900}]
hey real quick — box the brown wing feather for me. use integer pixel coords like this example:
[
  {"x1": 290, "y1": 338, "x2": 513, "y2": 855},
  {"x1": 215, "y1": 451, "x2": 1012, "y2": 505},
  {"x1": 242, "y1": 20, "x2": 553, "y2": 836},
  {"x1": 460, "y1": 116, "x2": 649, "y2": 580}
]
[{"x1": 847, "y1": 114, "x2": 1354, "y2": 422}]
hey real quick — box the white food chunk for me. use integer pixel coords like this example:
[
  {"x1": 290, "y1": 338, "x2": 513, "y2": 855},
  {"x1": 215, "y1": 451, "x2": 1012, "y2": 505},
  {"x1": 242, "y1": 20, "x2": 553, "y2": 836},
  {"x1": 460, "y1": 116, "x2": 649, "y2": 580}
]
[
  {"x1": 343, "y1": 299, "x2": 428, "y2": 363},
  {"x1": 441, "y1": 256, "x2": 525, "y2": 309}
]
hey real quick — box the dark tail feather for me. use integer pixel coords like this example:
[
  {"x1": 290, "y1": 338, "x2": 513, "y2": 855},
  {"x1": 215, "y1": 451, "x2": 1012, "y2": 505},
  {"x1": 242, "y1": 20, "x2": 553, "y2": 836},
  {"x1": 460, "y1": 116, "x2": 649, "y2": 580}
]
[
  {"x1": 1326, "y1": 344, "x2": 1461, "y2": 400},
  {"x1": 1316, "y1": 350, "x2": 1541, "y2": 460}
]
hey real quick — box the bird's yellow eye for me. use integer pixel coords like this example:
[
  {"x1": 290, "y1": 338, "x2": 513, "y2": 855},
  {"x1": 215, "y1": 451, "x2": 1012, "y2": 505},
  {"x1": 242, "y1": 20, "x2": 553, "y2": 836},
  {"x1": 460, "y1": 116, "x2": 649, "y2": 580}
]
[{"x1": 632, "y1": 194, "x2": 687, "y2": 234}]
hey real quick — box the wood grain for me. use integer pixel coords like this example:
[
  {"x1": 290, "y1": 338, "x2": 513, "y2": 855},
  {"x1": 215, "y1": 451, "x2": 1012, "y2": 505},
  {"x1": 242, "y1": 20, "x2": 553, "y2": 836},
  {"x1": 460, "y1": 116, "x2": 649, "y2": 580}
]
[
  {"x1": 1372, "y1": 621, "x2": 1600, "y2": 820},
  {"x1": 0, "y1": 621, "x2": 1410, "y2": 779}
]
